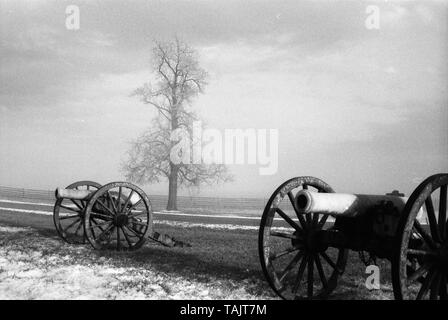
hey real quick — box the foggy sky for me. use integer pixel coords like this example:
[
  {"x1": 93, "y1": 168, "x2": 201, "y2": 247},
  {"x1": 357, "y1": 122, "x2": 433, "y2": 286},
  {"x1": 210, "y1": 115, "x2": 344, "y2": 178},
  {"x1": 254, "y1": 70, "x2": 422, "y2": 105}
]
[{"x1": 0, "y1": 0, "x2": 447, "y2": 197}]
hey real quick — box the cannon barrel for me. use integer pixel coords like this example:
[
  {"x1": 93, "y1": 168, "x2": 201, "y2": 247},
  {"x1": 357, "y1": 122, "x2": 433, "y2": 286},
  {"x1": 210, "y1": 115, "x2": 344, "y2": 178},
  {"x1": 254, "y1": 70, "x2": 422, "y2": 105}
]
[
  {"x1": 55, "y1": 188, "x2": 94, "y2": 200},
  {"x1": 295, "y1": 190, "x2": 408, "y2": 217},
  {"x1": 55, "y1": 187, "x2": 142, "y2": 205}
]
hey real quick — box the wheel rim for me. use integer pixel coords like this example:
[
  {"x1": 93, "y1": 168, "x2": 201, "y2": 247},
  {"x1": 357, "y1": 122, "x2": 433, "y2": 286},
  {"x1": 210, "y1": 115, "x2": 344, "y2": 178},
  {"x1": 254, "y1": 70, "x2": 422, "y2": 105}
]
[
  {"x1": 53, "y1": 181, "x2": 101, "y2": 244},
  {"x1": 259, "y1": 176, "x2": 348, "y2": 300},
  {"x1": 84, "y1": 182, "x2": 153, "y2": 251},
  {"x1": 393, "y1": 174, "x2": 448, "y2": 300}
]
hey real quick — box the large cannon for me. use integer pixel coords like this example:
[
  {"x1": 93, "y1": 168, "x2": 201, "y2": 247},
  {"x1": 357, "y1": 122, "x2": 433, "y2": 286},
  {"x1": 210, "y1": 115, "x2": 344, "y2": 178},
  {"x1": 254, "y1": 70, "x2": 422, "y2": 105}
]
[
  {"x1": 53, "y1": 181, "x2": 187, "y2": 251},
  {"x1": 259, "y1": 174, "x2": 448, "y2": 300}
]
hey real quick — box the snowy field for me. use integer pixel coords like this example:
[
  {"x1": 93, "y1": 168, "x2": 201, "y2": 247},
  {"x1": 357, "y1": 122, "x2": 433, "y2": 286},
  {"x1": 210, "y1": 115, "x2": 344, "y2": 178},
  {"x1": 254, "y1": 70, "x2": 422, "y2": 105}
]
[
  {"x1": 0, "y1": 217, "x2": 396, "y2": 300},
  {"x1": 0, "y1": 225, "x2": 272, "y2": 299}
]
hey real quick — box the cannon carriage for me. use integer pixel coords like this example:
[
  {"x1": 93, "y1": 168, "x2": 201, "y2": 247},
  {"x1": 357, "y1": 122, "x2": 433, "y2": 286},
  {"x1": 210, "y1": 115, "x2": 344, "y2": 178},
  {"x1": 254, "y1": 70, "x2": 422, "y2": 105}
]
[
  {"x1": 259, "y1": 174, "x2": 448, "y2": 300},
  {"x1": 53, "y1": 181, "x2": 185, "y2": 251}
]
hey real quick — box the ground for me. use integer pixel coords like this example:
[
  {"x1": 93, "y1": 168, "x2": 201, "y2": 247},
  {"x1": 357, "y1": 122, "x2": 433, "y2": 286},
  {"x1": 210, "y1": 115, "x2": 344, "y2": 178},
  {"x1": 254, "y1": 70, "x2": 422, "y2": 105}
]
[{"x1": 0, "y1": 219, "x2": 396, "y2": 300}]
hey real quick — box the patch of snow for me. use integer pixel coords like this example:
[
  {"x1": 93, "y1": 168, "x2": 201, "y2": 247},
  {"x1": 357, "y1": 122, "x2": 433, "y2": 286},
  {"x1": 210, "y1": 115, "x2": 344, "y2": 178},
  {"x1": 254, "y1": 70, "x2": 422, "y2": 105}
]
[
  {"x1": 154, "y1": 219, "x2": 294, "y2": 232},
  {"x1": 0, "y1": 226, "x2": 30, "y2": 233}
]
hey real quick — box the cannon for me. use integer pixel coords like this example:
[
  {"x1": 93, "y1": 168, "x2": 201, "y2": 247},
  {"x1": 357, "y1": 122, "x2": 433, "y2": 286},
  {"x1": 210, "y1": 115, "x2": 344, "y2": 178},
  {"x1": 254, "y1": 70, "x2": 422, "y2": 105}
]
[
  {"x1": 259, "y1": 174, "x2": 448, "y2": 300},
  {"x1": 53, "y1": 180, "x2": 188, "y2": 250}
]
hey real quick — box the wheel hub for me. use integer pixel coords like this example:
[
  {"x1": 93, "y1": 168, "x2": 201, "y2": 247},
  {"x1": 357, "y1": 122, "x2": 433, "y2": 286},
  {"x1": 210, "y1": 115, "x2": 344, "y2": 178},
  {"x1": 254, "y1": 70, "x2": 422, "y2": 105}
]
[
  {"x1": 114, "y1": 214, "x2": 128, "y2": 227},
  {"x1": 306, "y1": 230, "x2": 328, "y2": 253},
  {"x1": 292, "y1": 229, "x2": 328, "y2": 253},
  {"x1": 436, "y1": 243, "x2": 448, "y2": 268}
]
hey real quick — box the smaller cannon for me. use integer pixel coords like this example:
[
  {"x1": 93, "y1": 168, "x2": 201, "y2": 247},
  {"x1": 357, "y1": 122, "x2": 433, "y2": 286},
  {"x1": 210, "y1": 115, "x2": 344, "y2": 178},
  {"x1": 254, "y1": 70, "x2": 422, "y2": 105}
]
[
  {"x1": 259, "y1": 174, "x2": 448, "y2": 300},
  {"x1": 53, "y1": 180, "x2": 188, "y2": 251}
]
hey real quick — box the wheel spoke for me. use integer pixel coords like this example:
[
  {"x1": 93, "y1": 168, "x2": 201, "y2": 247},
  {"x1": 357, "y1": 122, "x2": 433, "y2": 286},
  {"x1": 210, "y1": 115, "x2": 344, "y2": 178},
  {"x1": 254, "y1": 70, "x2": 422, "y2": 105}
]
[
  {"x1": 270, "y1": 230, "x2": 299, "y2": 239},
  {"x1": 87, "y1": 220, "x2": 111, "y2": 230},
  {"x1": 124, "y1": 224, "x2": 145, "y2": 237},
  {"x1": 407, "y1": 262, "x2": 432, "y2": 283},
  {"x1": 127, "y1": 210, "x2": 147, "y2": 219},
  {"x1": 302, "y1": 186, "x2": 309, "y2": 226},
  {"x1": 59, "y1": 205, "x2": 80, "y2": 213},
  {"x1": 430, "y1": 272, "x2": 441, "y2": 300},
  {"x1": 270, "y1": 247, "x2": 300, "y2": 261},
  {"x1": 122, "y1": 190, "x2": 135, "y2": 211},
  {"x1": 293, "y1": 254, "x2": 308, "y2": 297},
  {"x1": 121, "y1": 227, "x2": 133, "y2": 247},
  {"x1": 117, "y1": 227, "x2": 121, "y2": 250},
  {"x1": 90, "y1": 222, "x2": 97, "y2": 239},
  {"x1": 414, "y1": 221, "x2": 437, "y2": 250},
  {"x1": 439, "y1": 185, "x2": 447, "y2": 240},
  {"x1": 96, "y1": 224, "x2": 114, "y2": 241},
  {"x1": 312, "y1": 213, "x2": 319, "y2": 227},
  {"x1": 274, "y1": 208, "x2": 302, "y2": 233},
  {"x1": 63, "y1": 218, "x2": 81, "y2": 233},
  {"x1": 90, "y1": 212, "x2": 113, "y2": 221},
  {"x1": 425, "y1": 195, "x2": 441, "y2": 243},
  {"x1": 107, "y1": 191, "x2": 118, "y2": 214},
  {"x1": 129, "y1": 220, "x2": 149, "y2": 228},
  {"x1": 59, "y1": 214, "x2": 80, "y2": 220},
  {"x1": 279, "y1": 251, "x2": 304, "y2": 282},
  {"x1": 305, "y1": 213, "x2": 312, "y2": 225},
  {"x1": 123, "y1": 225, "x2": 138, "y2": 237},
  {"x1": 407, "y1": 249, "x2": 437, "y2": 256},
  {"x1": 125, "y1": 199, "x2": 143, "y2": 215},
  {"x1": 317, "y1": 214, "x2": 329, "y2": 229},
  {"x1": 96, "y1": 199, "x2": 116, "y2": 217},
  {"x1": 70, "y1": 199, "x2": 83, "y2": 211},
  {"x1": 73, "y1": 220, "x2": 83, "y2": 236},
  {"x1": 287, "y1": 191, "x2": 307, "y2": 228},
  {"x1": 320, "y1": 252, "x2": 343, "y2": 275},
  {"x1": 416, "y1": 269, "x2": 436, "y2": 300},
  {"x1": 314, "y1": 254, "x2": 328, "y2": 288},
  {"x1": 307, "y1": 255, "x2": 314, "y2": 299},
  {"x1": 90, "y1": 217, "x2": 105, "y2": 232},
  {"x1": 117, "y1": 186, "x2": 122, "y2": 213}
]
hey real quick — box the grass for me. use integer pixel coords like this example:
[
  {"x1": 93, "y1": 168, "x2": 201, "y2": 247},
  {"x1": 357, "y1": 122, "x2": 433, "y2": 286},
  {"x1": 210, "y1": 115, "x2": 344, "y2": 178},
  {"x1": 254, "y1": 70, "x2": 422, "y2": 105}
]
[{"x1": 0, "y1": 216, "x2": 396, "y2": 300}]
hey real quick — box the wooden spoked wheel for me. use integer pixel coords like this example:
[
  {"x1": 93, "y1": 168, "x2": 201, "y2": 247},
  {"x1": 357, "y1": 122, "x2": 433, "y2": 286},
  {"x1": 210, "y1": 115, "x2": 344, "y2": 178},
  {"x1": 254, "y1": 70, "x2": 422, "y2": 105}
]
[
  {"x1": 53, "y1": 181, "x2": 101, "y2": 244},
  {"x1": 83, "y1": 182, "x2": 153, "y2": 251},
  {"x1": 392, "y1": 173, "x2": 448, "y2": 300},
  {"x1": 259, "y1": 176, "x2": 348, "y2": 300}
]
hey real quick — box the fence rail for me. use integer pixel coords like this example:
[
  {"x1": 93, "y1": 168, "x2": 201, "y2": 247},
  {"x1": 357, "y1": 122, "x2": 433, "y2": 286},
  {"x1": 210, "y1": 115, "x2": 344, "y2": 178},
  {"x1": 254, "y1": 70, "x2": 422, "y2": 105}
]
[{"x1": 0, "y1": 185, "x2": 267, "y2": 212}]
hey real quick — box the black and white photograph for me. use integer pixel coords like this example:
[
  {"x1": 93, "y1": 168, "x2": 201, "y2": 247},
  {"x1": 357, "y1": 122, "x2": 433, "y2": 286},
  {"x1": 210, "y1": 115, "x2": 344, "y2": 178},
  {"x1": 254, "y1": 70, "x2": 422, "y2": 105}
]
[{"x1": 0, "y1": 0, "x2": 447, "y2": 307}]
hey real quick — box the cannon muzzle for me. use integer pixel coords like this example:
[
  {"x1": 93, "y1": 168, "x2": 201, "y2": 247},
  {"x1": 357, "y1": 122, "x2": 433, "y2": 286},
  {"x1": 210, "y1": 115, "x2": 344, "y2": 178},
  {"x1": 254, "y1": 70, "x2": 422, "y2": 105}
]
[{"x1": 295, "y1": 190, "x2": 408, "y2": 217}]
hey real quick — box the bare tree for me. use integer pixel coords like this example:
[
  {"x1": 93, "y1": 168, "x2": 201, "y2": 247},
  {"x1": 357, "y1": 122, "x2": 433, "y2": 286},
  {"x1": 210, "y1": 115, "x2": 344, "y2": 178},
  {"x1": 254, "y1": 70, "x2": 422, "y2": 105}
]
[{"x1": 123, "y1": 38, "x2": 232, "y2": 210}]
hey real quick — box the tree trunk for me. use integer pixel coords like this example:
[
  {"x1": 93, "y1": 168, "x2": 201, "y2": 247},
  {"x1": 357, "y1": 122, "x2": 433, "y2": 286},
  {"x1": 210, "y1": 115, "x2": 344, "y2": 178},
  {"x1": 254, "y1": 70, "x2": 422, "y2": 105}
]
[
  {"x1": 167, "y1": 91, "x2": 180, "y2": 211},
  {"x1": 167, "y1": 162, "x2": 179, "y2": 210}
]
